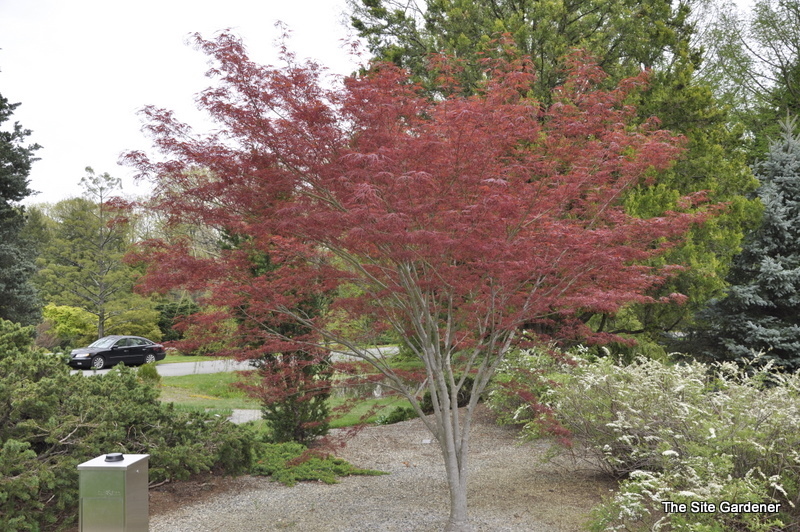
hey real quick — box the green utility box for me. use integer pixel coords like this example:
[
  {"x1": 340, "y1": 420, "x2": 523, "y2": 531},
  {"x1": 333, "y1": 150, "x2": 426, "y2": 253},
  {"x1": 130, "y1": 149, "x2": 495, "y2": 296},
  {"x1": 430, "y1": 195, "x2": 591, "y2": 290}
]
[{"x1": 77, "y1": 453, "x2": 149, "y2": 532}]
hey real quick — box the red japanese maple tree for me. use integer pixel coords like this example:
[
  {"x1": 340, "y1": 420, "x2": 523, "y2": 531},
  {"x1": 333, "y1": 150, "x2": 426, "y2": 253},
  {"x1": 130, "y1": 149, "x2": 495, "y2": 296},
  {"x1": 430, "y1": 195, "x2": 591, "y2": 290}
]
[{"x1": 126, "y1": 33, "x2": 707, "y2": 530}]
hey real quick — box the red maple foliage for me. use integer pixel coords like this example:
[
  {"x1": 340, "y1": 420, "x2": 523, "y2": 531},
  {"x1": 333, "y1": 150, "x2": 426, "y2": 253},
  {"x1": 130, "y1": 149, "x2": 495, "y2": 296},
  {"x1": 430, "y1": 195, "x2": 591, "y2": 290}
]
[{"x1": 125, "y1": 33, "x2": 709, "y2": 529}]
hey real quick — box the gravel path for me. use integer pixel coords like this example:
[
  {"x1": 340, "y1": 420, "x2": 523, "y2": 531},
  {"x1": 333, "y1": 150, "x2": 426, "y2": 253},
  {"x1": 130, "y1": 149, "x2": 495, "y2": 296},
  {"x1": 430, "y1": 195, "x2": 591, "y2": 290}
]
[{"x1": 149, "y1": 407, "x2": 615, "y2": 531}]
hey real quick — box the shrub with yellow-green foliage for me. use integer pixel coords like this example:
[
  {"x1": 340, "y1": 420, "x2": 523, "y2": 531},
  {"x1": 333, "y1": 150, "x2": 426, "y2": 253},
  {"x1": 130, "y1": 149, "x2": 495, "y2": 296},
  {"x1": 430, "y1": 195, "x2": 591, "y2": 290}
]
[
  {"x1": 136, "y1": 358, "x2": 161, "y2": 384},
  {"x1": 39, "y1": 303, "x2": 96, "y2": 348}
]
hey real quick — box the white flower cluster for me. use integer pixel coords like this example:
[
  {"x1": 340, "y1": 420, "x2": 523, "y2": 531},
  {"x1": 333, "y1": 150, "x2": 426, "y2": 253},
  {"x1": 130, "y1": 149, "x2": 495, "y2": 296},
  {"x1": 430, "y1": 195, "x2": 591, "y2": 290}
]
[{"x1": 534, "y1": 352, "x2": 800, "y2": 529}]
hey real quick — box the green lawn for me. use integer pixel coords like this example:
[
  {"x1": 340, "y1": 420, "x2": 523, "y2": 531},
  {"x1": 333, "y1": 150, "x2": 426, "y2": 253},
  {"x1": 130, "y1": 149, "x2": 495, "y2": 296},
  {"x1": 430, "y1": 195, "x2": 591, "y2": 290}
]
[
  {"x1": 157, "y1": 353, "x2": 224, "y2": 365},
  {"x1": 329, "y1": 395, "x2": 412, "y2": 427},
  {"x1": 158, "y1": 371, "x2": 415, "y2": 427},
  {"x1": 159, "y1": 372, "x2": 260, "y2": 410}
]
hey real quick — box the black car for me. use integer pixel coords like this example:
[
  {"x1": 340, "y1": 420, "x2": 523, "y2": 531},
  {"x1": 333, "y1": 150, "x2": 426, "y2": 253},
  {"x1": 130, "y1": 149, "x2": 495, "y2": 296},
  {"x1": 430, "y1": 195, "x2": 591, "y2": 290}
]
[{"x1": 68, "y1": 335, "x2": 166, "y2": 370}]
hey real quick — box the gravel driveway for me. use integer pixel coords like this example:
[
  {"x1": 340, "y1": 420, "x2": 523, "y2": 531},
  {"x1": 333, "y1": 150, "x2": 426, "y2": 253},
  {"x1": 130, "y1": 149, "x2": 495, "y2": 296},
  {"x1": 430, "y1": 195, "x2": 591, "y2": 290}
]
[{"x1": 148, "y1": 407, "x2": 615, "y2": 531}]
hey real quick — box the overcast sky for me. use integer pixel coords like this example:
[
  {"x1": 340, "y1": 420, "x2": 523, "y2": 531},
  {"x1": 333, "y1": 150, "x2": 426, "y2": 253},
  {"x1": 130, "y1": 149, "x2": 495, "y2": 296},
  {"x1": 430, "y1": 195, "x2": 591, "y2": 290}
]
[
  {"x1": 2, "y1": 1, "x2": 756, "y2": 207},
  {"x1": 1, "y1": 0, "x2": 362, "y2": 205}
]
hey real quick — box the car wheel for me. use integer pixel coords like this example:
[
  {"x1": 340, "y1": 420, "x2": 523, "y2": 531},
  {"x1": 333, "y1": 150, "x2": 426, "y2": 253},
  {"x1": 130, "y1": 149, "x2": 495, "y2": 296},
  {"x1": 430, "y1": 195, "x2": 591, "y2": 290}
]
[
  {"x1": 90, "y1": 355, "x2": 105, "y2": 370},
  {"x1": 144, "y1": 353, "x2": 156, "y2": 364}
]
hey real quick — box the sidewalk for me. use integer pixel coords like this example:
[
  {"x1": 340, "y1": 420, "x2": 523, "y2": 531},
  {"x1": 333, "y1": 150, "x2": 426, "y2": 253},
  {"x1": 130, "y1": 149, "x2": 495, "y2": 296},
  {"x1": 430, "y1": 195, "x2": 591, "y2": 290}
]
[{"x1": 227, "y1": 409, "x2": 261, "y2": 424}]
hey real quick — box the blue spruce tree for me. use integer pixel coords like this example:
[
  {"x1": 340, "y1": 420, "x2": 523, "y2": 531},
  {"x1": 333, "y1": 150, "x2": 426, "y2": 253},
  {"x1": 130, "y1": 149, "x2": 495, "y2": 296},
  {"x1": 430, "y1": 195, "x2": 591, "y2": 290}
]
[{"x1": 692, "y1": 118, "x2": 800, "y2": 369}]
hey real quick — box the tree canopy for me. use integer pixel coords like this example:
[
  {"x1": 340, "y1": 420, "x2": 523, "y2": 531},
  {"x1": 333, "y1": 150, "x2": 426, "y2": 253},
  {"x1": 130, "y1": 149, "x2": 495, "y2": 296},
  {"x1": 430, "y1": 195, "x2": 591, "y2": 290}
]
[
  {"x1": 347, "y1": 0, "x2": 762, "y2": 349},
  {"x1": 34, "y1": 168, "x2": 160, "y2": 340},
  {"x1": 0, "y1": 91, "x2": 41, "y2": 325},
  {"x1": 349, "y1": 0, "x2": 699, "y2": 98},
  {"x1": 699, "y1": 0, "x2": 800, "y2": 162},
  {"x1": 126, "y1": 33, "x2": 709, "y2": 529}
]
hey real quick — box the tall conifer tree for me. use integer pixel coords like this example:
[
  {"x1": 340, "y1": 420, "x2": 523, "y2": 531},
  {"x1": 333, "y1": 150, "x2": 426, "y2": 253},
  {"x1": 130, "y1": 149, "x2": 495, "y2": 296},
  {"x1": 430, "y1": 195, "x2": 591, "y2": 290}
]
[
  {"x1": 0, "y1": 91, "x2": 40, "y2": 325},
  {"x1": 692, "y1": 118, "x2": 800, "y2": 369},
  {"x1": 34, "y1": 169, "x2": 160, "y2": 339}
]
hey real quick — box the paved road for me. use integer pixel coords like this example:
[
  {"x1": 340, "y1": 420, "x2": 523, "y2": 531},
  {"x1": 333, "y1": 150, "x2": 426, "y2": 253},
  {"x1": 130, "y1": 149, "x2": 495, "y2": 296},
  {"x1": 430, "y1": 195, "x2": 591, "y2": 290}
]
[
  {"x1": 155, "y1": 359, "x2": 254, "y2": 376},
  {"x1": 330, "y1": 345, "x2": 399, "y2": 361},
  {"x1": 71, "y1": 359, "x2": 254, "y2": 377}
]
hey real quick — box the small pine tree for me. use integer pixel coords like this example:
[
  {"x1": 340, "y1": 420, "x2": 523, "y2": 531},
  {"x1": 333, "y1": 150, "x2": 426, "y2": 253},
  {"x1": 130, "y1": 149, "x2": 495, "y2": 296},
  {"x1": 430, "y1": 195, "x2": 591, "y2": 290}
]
[
  {"x1": 247, "y1": 351, "x2": 331, "y2": 446},
  {"x1": 691, "y1": 117, "x2": 800, "y2": 369}
]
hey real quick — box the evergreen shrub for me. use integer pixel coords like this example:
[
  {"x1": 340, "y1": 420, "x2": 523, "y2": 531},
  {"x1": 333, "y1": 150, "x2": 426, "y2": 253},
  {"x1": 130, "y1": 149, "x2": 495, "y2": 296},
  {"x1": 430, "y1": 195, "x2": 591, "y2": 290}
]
[
  {"x1": 246, "y1": 425, "x2": 386, "y2": 486},
  {"x1": 420, "y1": 375, "x2": 477, "y2": 414},
  {"x1": 0, "y1": 319, "x2": 252, "y2": 531},
  {"x1": 375, "y1": 405, "x2": 417, "y2": 425},
  {"x1": 0, "y1": 318, "x2": 384, "y2": 530},
  {"x1": 245, "y1": 352, "x2": 332, "y2": 446},
  {"x1": 137, "y1": 359, "x2": 161, "y2": 384}
]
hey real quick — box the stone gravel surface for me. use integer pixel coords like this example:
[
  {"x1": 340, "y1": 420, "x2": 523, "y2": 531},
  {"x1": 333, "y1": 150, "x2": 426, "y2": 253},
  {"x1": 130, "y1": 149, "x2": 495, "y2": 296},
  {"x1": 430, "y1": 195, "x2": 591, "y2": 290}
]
[{"x1": 149, "y1": 407, "x2": 615, "y2": 531}]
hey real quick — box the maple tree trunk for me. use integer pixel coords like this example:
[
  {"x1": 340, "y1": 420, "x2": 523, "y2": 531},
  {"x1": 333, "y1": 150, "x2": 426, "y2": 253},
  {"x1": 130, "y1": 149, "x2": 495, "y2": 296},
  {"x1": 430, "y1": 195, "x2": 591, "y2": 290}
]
[
  {"x1": 441, "y1": 428, "x2": 471, "y2": 531},
  {"x1": 429, "y1": 371, "x2": 477, "y2": 532}
]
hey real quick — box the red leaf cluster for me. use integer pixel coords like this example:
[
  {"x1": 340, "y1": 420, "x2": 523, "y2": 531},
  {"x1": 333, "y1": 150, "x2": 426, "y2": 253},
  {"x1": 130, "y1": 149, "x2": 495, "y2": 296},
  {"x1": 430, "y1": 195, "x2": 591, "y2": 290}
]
[{"x1": 125, "y1": 33, "x2": 708, "y2": 356}]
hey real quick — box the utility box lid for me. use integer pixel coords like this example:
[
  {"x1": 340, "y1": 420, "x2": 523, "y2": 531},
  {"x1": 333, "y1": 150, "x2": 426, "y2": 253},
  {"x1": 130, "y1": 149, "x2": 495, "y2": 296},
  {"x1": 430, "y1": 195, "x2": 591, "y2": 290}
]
[{"x1": 78, "y1": 454, "x2": 149, "y2": 471}]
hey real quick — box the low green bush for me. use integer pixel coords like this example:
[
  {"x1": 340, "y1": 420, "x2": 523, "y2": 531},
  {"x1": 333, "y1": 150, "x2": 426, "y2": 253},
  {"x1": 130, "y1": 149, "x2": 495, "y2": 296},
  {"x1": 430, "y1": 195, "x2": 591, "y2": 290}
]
[
  {"x1": 137, "y1": 359, "x2": 161, "y2": 384},
  {"x1": 241, "y1": 353, "x2": 332, "y2": 446},
  {"x1": 375, "y1": 405, "x2": 417, "y2": 425},
  {"x1": 246, "y1": 425, "x2": 386, "y2": 486}
]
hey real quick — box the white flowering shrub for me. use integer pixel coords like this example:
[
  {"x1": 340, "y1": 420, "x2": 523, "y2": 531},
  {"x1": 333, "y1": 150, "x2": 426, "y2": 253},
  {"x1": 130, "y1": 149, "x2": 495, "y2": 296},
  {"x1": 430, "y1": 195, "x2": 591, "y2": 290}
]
[
  {"x1": 539, "y1": 354, "x2": 800, "y2": 530},
  {"x1": 485, "y1": 345, "x2": 579, "y2": 429}
]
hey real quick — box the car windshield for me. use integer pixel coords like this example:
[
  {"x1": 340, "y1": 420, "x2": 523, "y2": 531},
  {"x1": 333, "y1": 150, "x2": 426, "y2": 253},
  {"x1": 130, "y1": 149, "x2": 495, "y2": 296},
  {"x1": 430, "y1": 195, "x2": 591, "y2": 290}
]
[{"x1": 88, "y1": 337, "x2": 118, "y2": 348}]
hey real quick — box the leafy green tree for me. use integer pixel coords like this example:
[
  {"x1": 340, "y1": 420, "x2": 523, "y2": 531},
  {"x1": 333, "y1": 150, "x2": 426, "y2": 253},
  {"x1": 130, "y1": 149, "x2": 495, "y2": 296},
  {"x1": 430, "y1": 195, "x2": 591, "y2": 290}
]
[
  {"x1": 347, "y1": 0, "x2": 762, "y2": 344},
  {"x1": 0, "y1": 91, "x2": 41, "y2": 325},
  {"x1": 603, "y1": 67, "x2": 761, "y2": 345},
  {"x1": 349, "y1": 0, "x2": 699, "y2": 99},
  {"x1": 38, "y1": 303, "x2": 96, "y2": 349},
  {"x1": 34, "y1": 168, "x2": 160, "y2": 339},
  {"x1": 19, "y1": 204, "x2": 52, "y2": 256},
  {"x1": 692, "y1": 0, "x2": 752, "y2": 108},
  {"x1": 741, "y1": 0, "x2": 800, "y2": 164},
  {"x1": 699, "y1": 0, "x2": 800, "y2": 163},
  {"x1": 689, "y1": 118, "x2": 800, "y2": 369}
]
